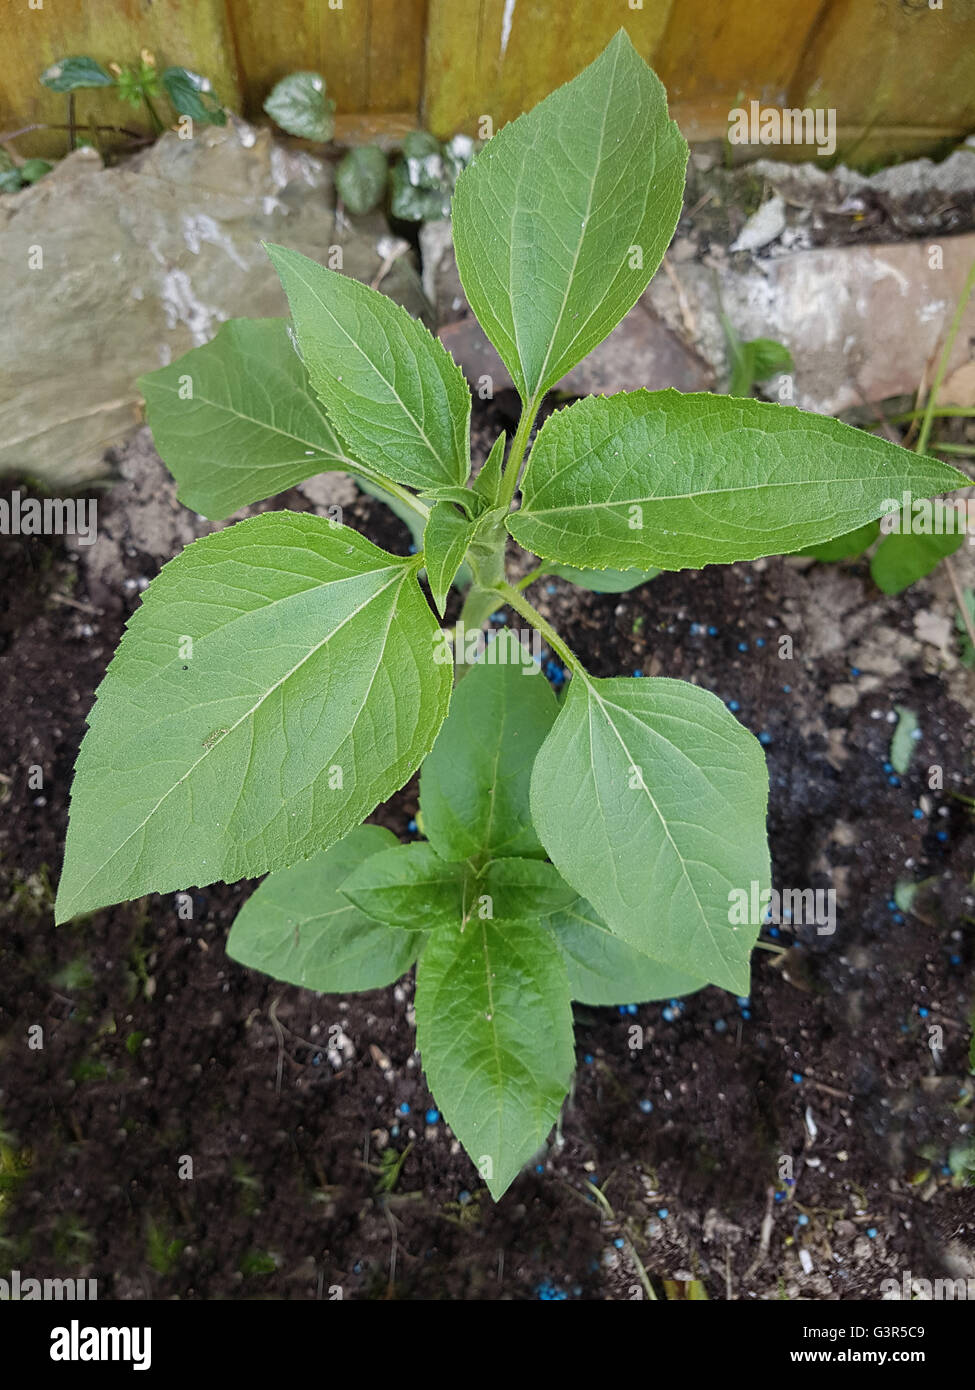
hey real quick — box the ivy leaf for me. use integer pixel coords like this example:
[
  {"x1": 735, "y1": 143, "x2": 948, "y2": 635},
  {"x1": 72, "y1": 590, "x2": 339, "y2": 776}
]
[
  {"x1": 40, "y1": 56, "x2": 115, "y2": 92},
  {"x1": 420, "y1": 629, "x2": 558, "y2": 863},
  {"x1": 268, "y1": 244, "x2": 471, "y2": 493},
  {"x1": 545, "y1": 895, "x2": 707, "y2": 1006},
  {"x1": 340, "y1": 844, "x2": 574, "y2": 930},
  {"x1": 870, "y1": 523, "x2": 965, "y2": 595},
  {"x1": 423, "y1": 501, "x2": 478, "y2": 616},
  {"x1": 530, "y1": 675, "x2": 769, "y2": 995},
  {"x1": 140, "y1": 318, "x2": 356, "y2": 520},
  {"x1": 510, "y1": 390, "x2": 967, "y2": 571},
  {"x1": 160, "y1": 67, "x2": 226, "y2": 126},
  {"x1": 263, "y1": 72, "x2": 334, "y2": 141},
  {"x1": 541, "y1": 562, "x2": 660, "y2": 593},
  {"x1": 55, "y1": 513, "x2": 451, "y2": 923},
  {"x1": 451, "y1": 30, "x2": 687, "y2": 404},
  {"x1": 415, "y1": 918, "x2": 574, "y2": 1199},
  {"x1": 226, "y1": 825, "x2": 420, "y2": 991},
  {"x1": 335, "y1": 145, "x2": 388, "y2": 215}
]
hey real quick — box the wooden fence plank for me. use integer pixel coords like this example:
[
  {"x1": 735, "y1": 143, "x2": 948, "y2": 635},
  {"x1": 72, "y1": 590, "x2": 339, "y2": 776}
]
[
  {"x1": 230, "y1": 0, "x2": 427, "y2": 119},
  {"x1": 423, "y1": 0, "x2": 674, "y2": 137}
]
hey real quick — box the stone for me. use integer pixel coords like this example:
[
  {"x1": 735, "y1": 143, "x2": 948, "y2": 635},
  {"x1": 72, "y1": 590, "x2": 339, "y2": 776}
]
[{"x1": 0, "y1": 119, "x2": 430, "y2": 489}]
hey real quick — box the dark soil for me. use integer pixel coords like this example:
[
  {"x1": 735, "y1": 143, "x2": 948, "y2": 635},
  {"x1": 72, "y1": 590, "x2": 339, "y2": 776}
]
[{"x1": 1, "y1": 397, "x2": 973, "y2": 1301}]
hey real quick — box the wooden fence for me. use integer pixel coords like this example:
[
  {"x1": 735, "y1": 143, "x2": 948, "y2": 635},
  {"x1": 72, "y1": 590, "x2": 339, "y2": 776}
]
[{"x1": 3, "y1": 0, "x2": 975, "y2": 163}]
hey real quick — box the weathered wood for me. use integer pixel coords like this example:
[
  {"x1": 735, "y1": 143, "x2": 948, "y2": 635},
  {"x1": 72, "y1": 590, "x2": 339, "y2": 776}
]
[{"x1": 1, "y1": 0, "x2": 972, "y2": 164}]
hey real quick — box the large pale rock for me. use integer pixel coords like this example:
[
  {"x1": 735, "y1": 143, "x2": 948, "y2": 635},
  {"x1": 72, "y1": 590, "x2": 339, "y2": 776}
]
[
  {"x1": 1, "y1": 120, "x2": 430, "y2": 488},
  {"x1": 647, "y1": 234, "x2": 975, "y2": 414}
]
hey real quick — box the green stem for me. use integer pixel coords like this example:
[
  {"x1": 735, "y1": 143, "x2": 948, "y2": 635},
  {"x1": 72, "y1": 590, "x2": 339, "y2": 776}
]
[
  {"x1": 927, "y1": 441, "x2": 975, "y2": 457},
  {"x1": 497, "y1": 581, "x2": 584, "y2": 675},
  {"x1": 351, "y1": 468, "x2": 430, "y2": 523},
  {"x1": 142, "y1": 91, "x2": 164, "y2": 135},
  {"x1": 497, "y1": 400, "x2": 539, "y2": 512},
  {"x1": 515, "y1": 565, "x2": 544, "y2": 591},
  {"x1": 888, "y1": 406, "x2": 975, "y2": 425},
  {"x1": 917, "y1": 257, "x2": 975, "y2": 458}
]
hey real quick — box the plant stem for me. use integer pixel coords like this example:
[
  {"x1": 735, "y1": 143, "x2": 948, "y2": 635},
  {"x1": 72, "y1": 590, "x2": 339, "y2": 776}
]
[
  {"x1": 351, "y1": 468, "x2": 430, "y2": 523},
  {"x1": 927, "y1": 441, "x2": 975, "y2": 457},
  {"x1": 497, "y1": 581, "x2": 585, "y2": 675},
  {"x1": 142, "y1": 91, "x2": 164, "y2": 135},
  {"x1": 515, "y1": 565, "x2": 544, "y2": 591},
  {"x1": 944, "y1": 552, "x2": 975, "y2": 658},
  {"x1": 497, "y1": 400, "x2": 538, "y2": 512},
  {"x1": 916, "y1": 257, "x2": 975, "y2": 458},
  {"x1": 888, "y1": 406, "x2": 975, "y2": 425}
]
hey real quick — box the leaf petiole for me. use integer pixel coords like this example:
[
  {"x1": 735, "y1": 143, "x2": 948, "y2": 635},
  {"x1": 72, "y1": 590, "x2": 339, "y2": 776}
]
[{"x1": 497, "y1": 581, "x2": 585, "y2": 676}]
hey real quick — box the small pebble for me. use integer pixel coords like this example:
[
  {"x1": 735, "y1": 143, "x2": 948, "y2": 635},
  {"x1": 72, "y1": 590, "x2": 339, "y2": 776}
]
[
  {"x1": 657, "y1": 1208, "x2": 669, "y2": 1220},
  {"x1": 888, "y1": 775, "x2": 901, "y2": 787},
  {"x1": 759, "y1": 731, "x2": 772, "y2": 746},
  {"x1": 797, "y1": 1213, "x2": 809, "y2": 1226},
  {"x1": 425, "y1": 1107, "x2": 439, "y2": 1125},
  {"x1": 792, "y1": 1072, "x2": 803, "y2": 1084},
  {"x1": 398, "y1": 1102, "x2": 410, "y2": 1116},
  {"x1": 713, "y1": 1018, "x2": 727, "y2": 1033},
  {"x1": 639, "y1": 1099, "x2": 654, "y2": 1114},
  {"x1": 737, "y1": 641, "x2": 748, "y2": 653},
  {"x1": 912, "y1": 808, "x2": 923, "y2": 820},
  {"x1": 728, "y1": 699, "x2": 740, "y2": 712}
]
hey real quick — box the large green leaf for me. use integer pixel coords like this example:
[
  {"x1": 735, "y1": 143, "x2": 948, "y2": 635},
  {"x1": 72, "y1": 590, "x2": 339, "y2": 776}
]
[
  {"x1": 140, "y1": 319, "x2": 356, "y2": 520},
  {"x1": 423, "y1": 501, "x2": 478, "y2": 616},
  {"x1": 415, "y1": 918, "x2": 574, "y2": 1199},
  {"x1": 55, "y1": 513, "x2": 451, "y2": 923},
  {"x1": 509, "y1": 391, "x2": 967, "y2": 571},
  {"x1": 545, "y1": 896, "x2": 707, "y2": 1005},
  {"x1": 340, "y1": 844, "x2": 573, "y2": 930},
  {"x1": 420, "y1": 630, "x2": 558, "y2": 864},
  {"x1": 451, "y1": 31, "x2": 687, "y2": 404},
  {"x1": 267, "y1": 244, "x2": 471, "y2": 493},
  {"x1": 226, "y1": 825, "x2": 420, "y2": 992},
  {"x1": 530, "y1": 675, "x2": 769, "y2": 995}
]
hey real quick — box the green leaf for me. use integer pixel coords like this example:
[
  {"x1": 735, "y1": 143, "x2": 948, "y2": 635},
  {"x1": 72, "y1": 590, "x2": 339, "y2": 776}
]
[
  {"x1": 335, "y1": 145, "x2": 388, "y2": 215},
  {"x1": 267, "y1": 244, "x2": 471, "y2": 493},
  {"x1": 341, "y1": 842, "x2": 469, "y2": 931},
  {"x1": 510, "y1": 390, "x2": 967, "y2": 571},
  {"x1": 541, "y1": 562, "x2": 660, "y2": 593},
  {"x1": 420, "y1": 629, "x2": 558, "y2": 863},
  {"x1": 870, "y1": 524, "x2": 965, "y2": 595},
  {"x1": 55, "y1": 513, "x2": 451, "y2": 923},
  {"x1": 263, "y1": 72, "x2": 334, "y2": 141},
  {"x1": 423, "y1": 501, "x2": 478, "y2": 616},
  {"x1": 530, "y1": 675, "x2": 769, "y2": 994},
  {"x1": 799, "y1": 519, "x2": 879, "y2": 562},
  {"x1": 140, "y1": 318, "x2": 356, "y2": 519},
  {"x1": 40, "y1": 56, "x2": 115, "y2": 92},
  {"x1": 19, "y1": 159, "x2": 53, "y2": 185},
  {"x1": 226, "y1": 825, "x2": 420, "y2": 991},
  {"x1": 545, "y1": 896, "x2": 706, "y2": 1005},
  {"x1": 415, "y1": 918, "x2": 574, "y2": 1199},
  {"x1": 472, "y1": 433, "x2": 506, "y2": 509},
  {"x1": 418, "y1": 485, "x2": 478, "y2": 515},
  {"x1": 481, "y1": 857, "x2": 576, "y2": 917},
  {"x1": 340, "y1": 843, "x2": 574, "y2": 930},
  {"x1": 160, "y1": 67, "x2": 226, "y2": 126},
  {"x1": 452, "y1": 31, "x2": 687, "y2": 404},
  {"x1": 746, "y1": 337, "x2": 794, "y2": 382},
  {"x1": 889, "y1": 705, "x2": 919, "y2": 776}
]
